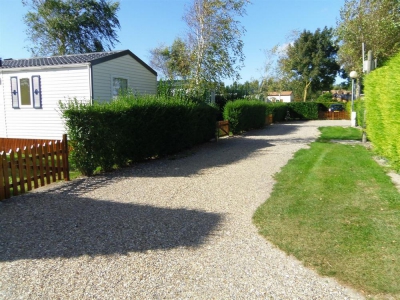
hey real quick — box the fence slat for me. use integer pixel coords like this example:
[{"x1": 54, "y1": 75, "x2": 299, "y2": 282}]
[
  {"x1": 37, "y1": 144, "x2": 45, "y2": 186},
  {"x1": 62, "y1": 134, "x2": 70, "y2": 181},
  {"x1": 31, "y1": 146, "x2": 39, "y2": 189},
  {"x1": 0, "y1": 151, "x2": 7, "y2": 201},
  {"x1": 16, "y1": 148, "x2": 25, "y2": 194},
  {"x1": 9, "y1": 150, "x2": 19, "y2": 196},
  {"x1": 2, "y1": 151, "x2": 11, "y2": 199},
  {"x1": 43, "y1": 143, "x2": 51, "y2": 184},
  {"x1": 48, "y1": 142, "x2": 56, "y2": 182},
  {"x1": 24, "y1": 146, "x2": 32, "y2": 191},
  {"x1": 55, "y1": 141, "x2": 62, "y2": 180}
]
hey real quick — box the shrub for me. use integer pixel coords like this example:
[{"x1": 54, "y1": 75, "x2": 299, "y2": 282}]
[
  {"x1": 316, "y1": 92, "x2": 334, "y2": 102},
  {"x1": 365, "y1": 51, "x2": 400, "y2": 170},
  {"x1": 223, "y1": 100, "x2": 267, "y2": 134},
  {"x1": 60, "y1": 95, "x2": 218, "y2": 175},
  {"x1": 266, "y1": 102, "x2": 287, "y2": 122},
  {"x1": 264, "y1": 102, "x2": 319, "y2": 121},
  {"x1": 287, "y1": 102, "x2": 319, "y2": 120}
]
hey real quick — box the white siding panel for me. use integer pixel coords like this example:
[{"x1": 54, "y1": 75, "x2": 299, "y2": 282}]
[
  {"x1": 0, "y1": 72, "x2": 7, "y2": 137},
  {"x1": 1, "y1": 66, "x2": 91, "y2": 139},
  {"x1": 92, "y1": 54, "x2": 157, "y2": 102}
]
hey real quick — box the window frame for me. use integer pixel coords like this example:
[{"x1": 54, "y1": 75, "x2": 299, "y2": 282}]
[
  {"x1": 10, "y1": 75, "x2": 42, "y2": 109},
  {"x1": 111, "y1": 76, "x2": 129, "y2": 99}
]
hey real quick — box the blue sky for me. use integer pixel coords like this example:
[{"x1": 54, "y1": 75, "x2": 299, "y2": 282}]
[{"x1": 0, "y1": 0, "x2": 345, "y2": 84}]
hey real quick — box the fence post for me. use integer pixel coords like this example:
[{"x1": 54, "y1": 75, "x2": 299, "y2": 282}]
[{"x1": 62, "y1": 134, "x2": 70, "y2": 181}]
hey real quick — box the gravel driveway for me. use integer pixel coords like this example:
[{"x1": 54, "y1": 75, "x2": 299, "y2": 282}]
[{"x1": 0, "y1": 120, "x2": 364, "y2": 299}]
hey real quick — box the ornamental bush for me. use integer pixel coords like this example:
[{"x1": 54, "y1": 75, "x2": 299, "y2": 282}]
[
  {"x1": 223, "y1": 100, "x2": 267, "y2": 134},
  {"x1": 364, "y1": 52, "x2": 400, "y2": 170},
  {"x1": 60, "y1": 95, "x2": 218, "y2": 176},
  {"x1": 264, "y1": 102, "x2": 319, "y2": 122}
]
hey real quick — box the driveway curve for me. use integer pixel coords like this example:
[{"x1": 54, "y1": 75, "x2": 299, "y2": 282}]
[{"x1": 0, "y1": 120, "x2": 364, "y2": 299}]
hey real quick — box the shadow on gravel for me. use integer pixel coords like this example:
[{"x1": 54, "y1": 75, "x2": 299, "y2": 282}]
[
  {"x1": 126, "y1": 122, "x2": 310, "y2": 178},
  {"x1": 0, "y1": 194, "x2": 222, "y2": 262}
]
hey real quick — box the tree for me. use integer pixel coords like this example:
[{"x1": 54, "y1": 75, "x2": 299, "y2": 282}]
[
  {"x1": 279, "y1": 27, "x2": 340, "y2": 101},
  {"x1": 261, "y1": 45, "x2": 293, "y2": 98},
  {"x1": 336, "y1": 0, "x2": 400, "y2": 74},
  {"x1": 184, "y1": 0, "x2": 249, "y2": 90},
  {"x1": 149, "y1": 38, "x2": 191, "y2": 80},
  {"x1": 23, "y1": 0, "x2": 120, "y2": 56}
]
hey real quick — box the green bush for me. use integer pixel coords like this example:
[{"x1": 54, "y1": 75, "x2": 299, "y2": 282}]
[
  {"x1": 264, "y1": 102, "x2": 319, "y2": 121},
  {"x1": 316, "y1": 92, "x2": 334, "y2": 102},
  {"x1": 365, "y1": 51, "x2": 400, "y2": 170},
  {"x1": 223, "y1": 100, "x2": 267, "y2": 134},
  {"x1": 266, "y1": 102, "x2": 287, "y2": 122},
  {"x1": 287, "y1": 102, "x2": 319, "y2": 120},
  {"x1": 61, "y1": 95, "x2": 218, "y2": 176},
  {"x1": 222, "y1": 100, "x2": 320, "y2": 134}
]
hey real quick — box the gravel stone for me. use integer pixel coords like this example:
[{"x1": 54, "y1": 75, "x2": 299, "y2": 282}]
[{"x1": 0, "y1": 120, "x2": 364, "y2": 299}]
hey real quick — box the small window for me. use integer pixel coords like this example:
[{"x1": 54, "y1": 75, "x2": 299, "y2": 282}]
[
  {"x1": 10, "y1": 76, "x2": 42, "y2": 108},
  {"x1": 112, "y1": 77, "x2": 128, "y2": 98},
  {"x1": 20, "y1": 78, "x2": 31, "y2": 105}
]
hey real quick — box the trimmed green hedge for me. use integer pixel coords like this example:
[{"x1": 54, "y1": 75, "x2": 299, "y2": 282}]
[
  {"x1": 223, "y1": 100, "x2": 320, "y2": 133},
  {"x1": 266, "y1": 102, "x2": 320, "y2": 122},
  {"x1": 364, "y1": 52, "x2": 400, "y2": 170},
  {"x1": 61, "y1": 95, "x2": 218, "y2": 175},
  {"x1": 223, "y1": 100, "x2": 267, "y2": 134}
]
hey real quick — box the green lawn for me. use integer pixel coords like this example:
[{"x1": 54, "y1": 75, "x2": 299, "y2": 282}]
[
  {"x1": 317, "y1": 126, "x2": 363, "y2": 142},
  {"x1": 253, "y1": 127, "x2": 400, "y2": 299}
]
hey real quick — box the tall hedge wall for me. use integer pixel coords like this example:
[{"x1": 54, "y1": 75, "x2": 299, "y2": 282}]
[
  {"x1": 61, "y1": 95, "x2": 218, "y2": 175},
  {"x1": 223, "y1": 100, "x2": 267, "y2": 134},
  {"x1": 266, "y1": 102, "x2": 319, "y2": 122},
  {"x1": 222, "y1": 100, "x2": 320, "y2": 133},
  {"x1": 364, "y1": 52, "x2": 400, "y2": 170}
]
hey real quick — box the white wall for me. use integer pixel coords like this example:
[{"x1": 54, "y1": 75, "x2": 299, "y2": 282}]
[
  {"x1": 0, "y1": 66, "x2": 91, "y2": 139},
  {"x1": 92, "y1": 54, "x2": 157, "y2": 102},
  {"x1": 266, "y1": 95, "x2": 293, "y2": 103},
  {"x1": 0, "y1": 72, "x2": 7, "y2": 137}
]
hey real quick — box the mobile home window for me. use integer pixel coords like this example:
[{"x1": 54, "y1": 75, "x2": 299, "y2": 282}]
[
  {"x1": 10, "y1": 76, "x2": 42, "y2": 108},
  {"x1": 20, "y1": 78, "x2": 31, "y2": 105},
  {"x1": 112, "y1": 77, "x2": 128, "y2": 98}
]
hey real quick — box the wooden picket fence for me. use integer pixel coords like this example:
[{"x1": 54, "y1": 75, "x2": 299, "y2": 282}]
[
  {"x1": 318, "y1": 111, "x2": 350, "y2": 120},
  {"x1": 0, "y1": 134, "x2": 70, "y2": 201}
]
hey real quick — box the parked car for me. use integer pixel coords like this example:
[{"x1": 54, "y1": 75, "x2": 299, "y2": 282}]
[{"x1": 329, "y1": 104, "x2": 344, "y2": 112}]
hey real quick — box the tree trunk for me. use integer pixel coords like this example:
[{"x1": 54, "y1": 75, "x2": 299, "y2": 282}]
[{"x1": 303, "y1": 81, "x2": 311, "y2": 102}]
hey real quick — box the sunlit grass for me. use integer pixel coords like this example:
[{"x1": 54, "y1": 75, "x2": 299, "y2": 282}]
[
  {"x1": 253, "y1": 127, "x2": 400, "y2": 298},
  {"x1": 317, "y1": 126, "x2": 362, "y2": 142}
]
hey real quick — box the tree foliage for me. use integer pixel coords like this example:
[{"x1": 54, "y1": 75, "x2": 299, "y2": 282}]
[
  {"x1": 336, "y1": 0, "x2": 400, "y2": 74},
  {"x1": 279, "y1": 27, "x2": 340, "y2": 101},
  {"x1": 23, "y1": 0, "x2": 120, "y2": 56},
  {"x1": 184, "y1": 0, "x2": 248, "y2": 88},
  {"x1": 149, "y1": 0, "x2": 249, "y2": 96},
  {"x1": 149, "y1": 38, "x2": 191, "y2": 80}
]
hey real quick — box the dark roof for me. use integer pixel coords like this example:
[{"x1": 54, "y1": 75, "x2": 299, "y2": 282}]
[{"x1": 1, "y1": 50, "x2": 157, "y2": 75}]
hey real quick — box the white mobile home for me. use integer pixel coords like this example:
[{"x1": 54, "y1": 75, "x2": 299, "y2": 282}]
[
  {"x1": 0, "y1": 50, "x2": 157, "y2": 139},
  {"x1": 266, "y1": 91, "x2": 294, "y2": 103}
]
